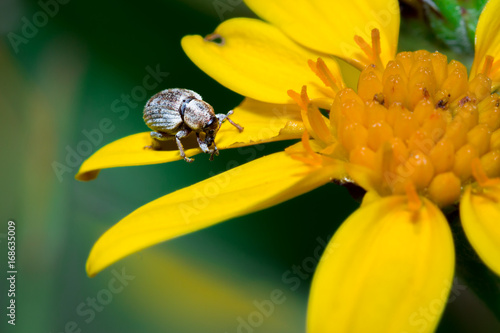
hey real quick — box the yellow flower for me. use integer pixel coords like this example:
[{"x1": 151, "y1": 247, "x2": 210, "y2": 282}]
[{"x1": 77, "y1": 0, "x2": 500, "y2": 332}]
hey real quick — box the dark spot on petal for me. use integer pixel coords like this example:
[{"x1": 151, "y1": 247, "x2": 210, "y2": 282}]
[
  {"x1": 423, "y1": 87, "x2": 430, "y2": 99},
  {"x1": 459, "y1": 96, "x2": 471, "y2": 107},
  {"x1": 204, "y1": 33, "x2": 225, "y2": 46},
  {"x1": 436, "y1": 99, "x2": 448, "y2": 109},
  {"x1": 373, "y1": 93, "x2": 385, "y2": 105}
]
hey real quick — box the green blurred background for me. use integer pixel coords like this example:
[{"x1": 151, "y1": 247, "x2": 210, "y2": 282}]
[{"x1": 0, "y1": 0, "x2": 498, "y2": 332}]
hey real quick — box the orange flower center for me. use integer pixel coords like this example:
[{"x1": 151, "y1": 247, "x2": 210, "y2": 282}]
[{"x1": 289, "y1": 35, "x2": 500, "y2": 207}]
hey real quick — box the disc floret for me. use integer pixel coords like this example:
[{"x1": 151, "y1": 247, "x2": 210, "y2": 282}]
[{"x1": 291, "y1": 50, "x2": 500, "y2": 207}]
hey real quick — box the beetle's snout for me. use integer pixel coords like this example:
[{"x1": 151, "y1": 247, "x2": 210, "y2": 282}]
[
  {"x1": 204, "y1": 131, "x2": 216, "y2": 147},
  {"x1": 202, "y1": 115, "x2": 220, "y2": 148}
]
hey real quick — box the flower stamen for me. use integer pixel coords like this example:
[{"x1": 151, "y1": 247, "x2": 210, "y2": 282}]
[
  {"x1": 479, "y1": 55, "x2": 500, "y2": 87},
  {"x1": 481, "y1": 55, "x2": 494, "y2": 76},
  {"x1": 302, "y1": 131, "x2": 322, "y2": 160},
  {"x1": 308, "y1": 58, "x2": 343, "y2": 93},
  {"x1": 354, "y1": 29, "x2": 383, "y2": 69},
  {"x1": 287, "y1": 131, "x2": 323, "y2": 166},
  {"x1": 287, "y1": 88, "x2": 308, "y2": 111},
  {"x1": 290, "y1": 86, "x2": 333, "y2": 144},
  {"x1": 307, "y1": 105, "x2": 333, "y2": 143},
  {"x1": 471, "y1": 158, "x2": 500, "y2": 188},
  {"x1": 405, "y1": 182, "x2": 422, "y2": 214}
]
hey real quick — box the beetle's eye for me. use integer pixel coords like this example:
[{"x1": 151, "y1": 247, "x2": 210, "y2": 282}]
[{"x1": 204, "y1": 117, "x2": 216, "y2": 129}]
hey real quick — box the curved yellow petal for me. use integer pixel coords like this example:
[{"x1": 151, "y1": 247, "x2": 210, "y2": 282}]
[
  {"x1": 471, "y1": 0, "x2": 500, "y2": 88},
  {"x1": 244, "y1": 0, "x2": 400, "y2": 68},
  {"x1": 181, "y1": 18, "x2": 343, "y2": 104},
  {"x1": 75, "y1": 132, "x2": 186, "y2": 181},
  {"x1": 75, "y1": 99, "x2": 305, "y2": 181},
  {"x1": 308, "y1": 196, "x2": 455, "y2": 333},
  {"x1": 86, "y1": 151, "x2": 343, "y2": 276},
  {"x1": 460, "y1": 183, "x2": 500, "y2": 275}
]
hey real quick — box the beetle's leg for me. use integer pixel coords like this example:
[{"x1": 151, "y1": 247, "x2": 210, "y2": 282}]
[
  {"x1": 197, "y1": 133, "x2": 219, "y2": 161},
  {"x1": 226, "y1": 117, "x2": 244, "y2": 132},
  {"x1": 175, "y1": 129, "x2": 194, "y2": 162},
  {"x1": 196, "y1": 132, "x2": 211, "y2": 154},
  {"x1": 209, "y1": 143, "x2": 219, "y2": 161},
  {"x1": 216, "y1": 111, "x2": 244, "y2": 132}
]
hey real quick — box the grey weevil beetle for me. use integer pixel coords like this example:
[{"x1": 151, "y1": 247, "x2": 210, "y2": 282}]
[{"x1": 143, "y1": 88, "x2": 244, "y2": 162}]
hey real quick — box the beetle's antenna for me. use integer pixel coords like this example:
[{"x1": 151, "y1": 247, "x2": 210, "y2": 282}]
[{"x1": 218, "y1": 110, "x2": 244, "y2": 132}]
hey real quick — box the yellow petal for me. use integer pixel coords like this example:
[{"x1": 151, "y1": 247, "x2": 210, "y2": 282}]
[
  {"x1": 86, "y1": 151, "x2": 343, "y2": 276},
  {"x1": 181, "y1": 18, "x2": 343, "y2": 104},
  {"x1": 345, "y1": 163, "x2": 379, "y2": 193},
  {"x1": 75, "y1": 133, "x2": 186, "y2": 181},
  {"x1": 244, "y1": 0, "x2": 400, "y2": 67},
  {"x1": 75, "y1": 99, "x2": 305, "y2": 181},
  {"x1": 308, "y1": 196, "x2": 455, "y2": 333},
  {"x1": 216, "y1": 98, "x2": 305, "y2": 147},
  {"x1": 360, "y1": 190, "x2": 381, "y2": 207},
  {"x1": 460, "y1": 183, "x2": 500, "y2": 275},
  {"x1": 471, "y1": 0, "x2": 500, "y2": 88}
]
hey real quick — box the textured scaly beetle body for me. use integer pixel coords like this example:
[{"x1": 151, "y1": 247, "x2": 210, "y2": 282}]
[{"x1": 143, "y1": 88, "x2": 243, "y2": 162}]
